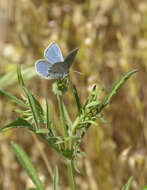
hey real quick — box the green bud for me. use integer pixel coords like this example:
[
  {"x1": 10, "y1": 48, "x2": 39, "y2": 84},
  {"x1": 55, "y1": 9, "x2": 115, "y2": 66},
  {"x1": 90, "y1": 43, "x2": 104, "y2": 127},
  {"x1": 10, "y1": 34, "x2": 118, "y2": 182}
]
[{"x1": 52, "y1": 78, "x2": 68, "y2": 95}]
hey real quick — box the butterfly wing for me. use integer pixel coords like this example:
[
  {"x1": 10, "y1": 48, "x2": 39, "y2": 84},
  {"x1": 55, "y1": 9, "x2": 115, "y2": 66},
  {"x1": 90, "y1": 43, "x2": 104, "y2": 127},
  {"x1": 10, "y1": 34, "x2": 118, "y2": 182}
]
[
  {"x1": 36, "y1": 43, "x2": 78, "y2": 79},
  {"x1": 64, "y1": 48, "x2": 78, "y2": 68},
  {"x1": 35, "y1": 59, "x2": 52, "y2": 79},
  {"x1": 47, "y1": 48, "x2": 79, "y2": 79},
  {"x1": 48, "y1": 62, "x2": 69, "y2": 79},
  {"x1": 44, "y1": 42, "x2": 64, "y2": 64}
]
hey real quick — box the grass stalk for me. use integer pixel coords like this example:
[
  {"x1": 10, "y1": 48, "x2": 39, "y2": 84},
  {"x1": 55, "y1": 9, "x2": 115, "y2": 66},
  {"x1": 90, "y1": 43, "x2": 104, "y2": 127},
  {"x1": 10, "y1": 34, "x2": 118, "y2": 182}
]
[{"x1": 66, "y1": 160, "x2": 77, "y2": 190}]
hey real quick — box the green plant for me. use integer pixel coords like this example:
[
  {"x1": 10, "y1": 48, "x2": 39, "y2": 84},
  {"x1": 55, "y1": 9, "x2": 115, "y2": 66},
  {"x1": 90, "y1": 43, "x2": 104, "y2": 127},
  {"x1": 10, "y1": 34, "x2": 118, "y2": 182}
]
[
  {"x1": 0, "y1": 61, "x2": 138, "y2": 189},
  {"x1": 122, "y1": 177, "x2": 147, "y2": 190}
]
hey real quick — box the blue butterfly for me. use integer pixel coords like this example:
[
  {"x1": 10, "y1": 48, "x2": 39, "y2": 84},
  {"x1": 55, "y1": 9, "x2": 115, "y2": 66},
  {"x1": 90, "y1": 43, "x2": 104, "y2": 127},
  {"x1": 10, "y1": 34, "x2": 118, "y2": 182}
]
[{"x1": 35, "y1": 42, "x2": 78, "y2": 79}]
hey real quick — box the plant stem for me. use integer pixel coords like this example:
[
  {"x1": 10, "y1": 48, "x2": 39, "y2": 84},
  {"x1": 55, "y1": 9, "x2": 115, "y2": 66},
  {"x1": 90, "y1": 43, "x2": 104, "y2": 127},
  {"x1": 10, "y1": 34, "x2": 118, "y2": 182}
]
[
  {"x1": 66, "y1": 160, "x2": 77, "y2": 190},
  {"x1": 57, "y1": 94, "x2": 68, "y2": 136},
  {"x1": 57, "y1": 94, "x2": 69, "y2": 149}
]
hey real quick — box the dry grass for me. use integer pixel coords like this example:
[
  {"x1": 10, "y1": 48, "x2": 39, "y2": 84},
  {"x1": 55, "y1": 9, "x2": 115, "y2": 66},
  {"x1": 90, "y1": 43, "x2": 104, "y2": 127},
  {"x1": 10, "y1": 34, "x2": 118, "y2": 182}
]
[{"x1": 0, "y1": 0, "x2": 147, "y2": 189}]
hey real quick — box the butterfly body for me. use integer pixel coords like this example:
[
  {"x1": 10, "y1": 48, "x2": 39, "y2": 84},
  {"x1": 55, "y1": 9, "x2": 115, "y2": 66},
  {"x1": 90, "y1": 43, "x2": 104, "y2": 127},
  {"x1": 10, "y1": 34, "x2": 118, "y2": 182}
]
[{"x1": 35, "y1": 42, "x2": 78, "y2": 79}]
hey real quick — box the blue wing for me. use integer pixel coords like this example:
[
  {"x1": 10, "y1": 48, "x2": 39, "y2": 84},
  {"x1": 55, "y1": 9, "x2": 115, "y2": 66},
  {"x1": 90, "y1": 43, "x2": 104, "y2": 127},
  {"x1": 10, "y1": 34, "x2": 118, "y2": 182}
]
[
  {"x1": 35, "y1": 59, "x2": 69, "y2": 79},
  {"x1": 35, "y1": 59, "x2": 52, "y2": 79},
  {"x1": 44, "y1": 42, "x2": 64, "y2": 64}
]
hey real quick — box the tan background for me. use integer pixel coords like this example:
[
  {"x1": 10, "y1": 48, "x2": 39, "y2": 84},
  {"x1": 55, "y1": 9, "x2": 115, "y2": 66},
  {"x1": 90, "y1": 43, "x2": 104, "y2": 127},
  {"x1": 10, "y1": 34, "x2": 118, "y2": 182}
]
[{"x1": 0, "y1": 0, "x2": 147, "y2": 189}]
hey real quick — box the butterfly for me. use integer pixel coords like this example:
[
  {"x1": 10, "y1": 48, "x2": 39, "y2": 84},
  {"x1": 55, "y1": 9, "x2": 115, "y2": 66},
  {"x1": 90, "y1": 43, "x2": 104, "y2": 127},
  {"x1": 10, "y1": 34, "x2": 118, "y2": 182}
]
[{"x1": 35, "y1": 42, "x2": 78, "y2": 79}]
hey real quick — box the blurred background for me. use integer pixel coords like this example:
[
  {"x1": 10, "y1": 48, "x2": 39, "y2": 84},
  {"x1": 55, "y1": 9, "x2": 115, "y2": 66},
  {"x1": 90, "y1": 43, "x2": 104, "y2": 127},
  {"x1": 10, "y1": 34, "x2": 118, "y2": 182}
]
[{"x1": 0, "y1": 0, "x2": 147, "y2": 189}]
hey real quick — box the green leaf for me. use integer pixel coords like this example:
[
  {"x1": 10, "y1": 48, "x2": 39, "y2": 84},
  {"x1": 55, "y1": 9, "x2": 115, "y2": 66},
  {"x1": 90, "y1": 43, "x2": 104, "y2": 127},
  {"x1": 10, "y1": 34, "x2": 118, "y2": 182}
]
[
  {"x1": 0, "y1": 89, "x2": 27, "y2": 108},
  {"x1": 26, "y1": 188, "x2": 37, "y2": 190},
  {"x1": 85, "y1": 85, "x2": 97, "y2": 106},
  {"x1": 11, "y1": 141, "x2": 44, "y2": 190},
  {"x1": 122, "y1": 176, "x2": 134, "y2": 190},
  {"x1": 54, "y1": 166, "x2": 59, "y2": 190},
  {"x1": 17, "y1": 64, "x2": 25, "y2": 86},
  {"x1": 63, "y1": 102, "x2": 73, "y2": 127},
  {"x1": 46, "y1": 99, "x2": 51, "y2": 129},
  {"x1": 1, "y1": 117, "x2": 35, "y2": 132},
  {"x1": 45, "y1": 99, "x2": 54, "y2": 136},
  {"x1": 141, "y1": 185, "x2": 147, "y2": 190},
  {"x1": 23, "y1": 87, "x2": 40, "y2": 129},
  {"x1": 85, "y1": 101, "x2": 100, "y2": 109},
  {"x1": 13, "y1": 109, "x2": 30, "y2": 114},
  {"x1": 102, "y1": 69, "x2": 138, "y2": 109},
  {"x1": 72, "y1": 84, "x2": 82, "y2": 114},
  {"x1": 57, "y1": 94, "x2": 68, "y2": 137},
  {"x1": 32, "y1": 95, "x2": 44, "y2": 117},
  {"x1": 0, "y1": 67, "x2": 36, "y2": 90},
  {"x1": 73, "y1": 158, "x2": 80, "y2": 173},
  {"x1": 36, "y1": 129, "x2": 49, "y2": 134},
  {"x1": 80, "y1": 120, "x2": 98, "y2": 126}
]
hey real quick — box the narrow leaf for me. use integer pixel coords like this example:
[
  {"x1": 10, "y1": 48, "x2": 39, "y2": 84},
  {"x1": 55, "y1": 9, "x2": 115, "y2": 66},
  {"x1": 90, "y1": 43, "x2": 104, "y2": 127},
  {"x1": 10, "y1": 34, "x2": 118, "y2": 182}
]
[
  {"x1": 122, "y1": 176, "x2": 134, "y2": 190},
  {"x1": 17, "y1": 64, "x2": 25, "y2": 86},
  {"x1": 102, "y1": 69, "x2": 138, "y2": 108},
  {"x1": 11, "y1": 141, "x2": 44, "y2": 190},
  {"x1": 54, "y1": 166, "x2": 59, "y2": 190},
  {"x1": 85, "y1": 101, "x2": 100, "y2": 108},
  {"x1": 85, "y1": 85, "x2": 97, "y2": 106},
  {"x1": 13, "y1": 109, "x2": 30, "y2": 114},
  {"x1": 72, "y1": 84, "x2": 82, "y2": 114},
  {"x1": 0, "y1": 67, "x2": 36, "y2": 90},
  {"x1": 63, "y1": 102, "x2": 73, "y2": 127},
  {"x1": 45, "y1": 99, "x2": 54, "y2": 136},
  {"x1": 23, "y1": 87, "x2": 40, "y2": 129},
  {"x1": 46, "y1": 99, "x2": 51, "y2": 129},
  {"x1": 80, "y1": 120, "x2": 98, "y2": 126},
  {"x1": 36, "y1": 129, "x2": 49, "y2": 134},
  {"x1": 32, "y1": 95, "x2": 44, "y2": 116},
  {"x1": 1, "y1": 117, "x2": 35, "y2": 132},
  {"x1": 0, "y1": 89, "x2": 27, "y2": 108}
]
